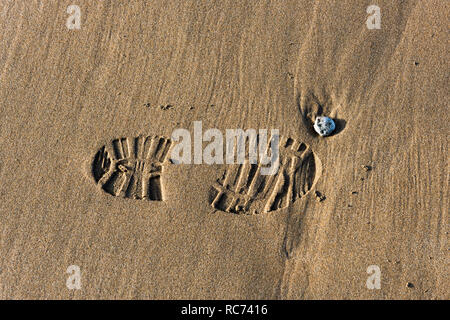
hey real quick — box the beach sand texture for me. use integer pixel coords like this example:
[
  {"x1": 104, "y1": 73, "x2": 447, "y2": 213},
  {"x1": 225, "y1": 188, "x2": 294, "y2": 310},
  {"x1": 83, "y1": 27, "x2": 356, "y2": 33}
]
[{"x1": 0, "y1": 0, "x2": 448, "y2": 299}]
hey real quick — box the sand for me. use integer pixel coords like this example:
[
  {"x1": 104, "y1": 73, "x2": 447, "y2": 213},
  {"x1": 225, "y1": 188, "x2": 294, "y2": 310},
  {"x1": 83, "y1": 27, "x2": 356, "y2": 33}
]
[{"x1": 0, "y1": 0, "x2": 448, "y2": 299}]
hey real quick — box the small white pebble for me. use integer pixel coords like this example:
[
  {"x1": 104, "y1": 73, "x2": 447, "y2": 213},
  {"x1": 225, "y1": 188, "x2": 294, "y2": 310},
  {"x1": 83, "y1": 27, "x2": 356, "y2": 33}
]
[{"x1": 314, "y1": 116, "x2": 336, "y2": 136}]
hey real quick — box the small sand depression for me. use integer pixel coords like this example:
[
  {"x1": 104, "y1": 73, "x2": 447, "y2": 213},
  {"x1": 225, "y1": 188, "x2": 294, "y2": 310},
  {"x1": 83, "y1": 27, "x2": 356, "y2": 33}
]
[{"x1": 209, "y1": 136, "x2": 321, "y2": 214}]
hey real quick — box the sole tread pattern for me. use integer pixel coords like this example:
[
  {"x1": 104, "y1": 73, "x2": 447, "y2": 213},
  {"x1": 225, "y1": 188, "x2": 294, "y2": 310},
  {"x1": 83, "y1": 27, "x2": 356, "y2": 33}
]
[{"x1": 92, "y1": 135, "x2": 172, "y2": 200}]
